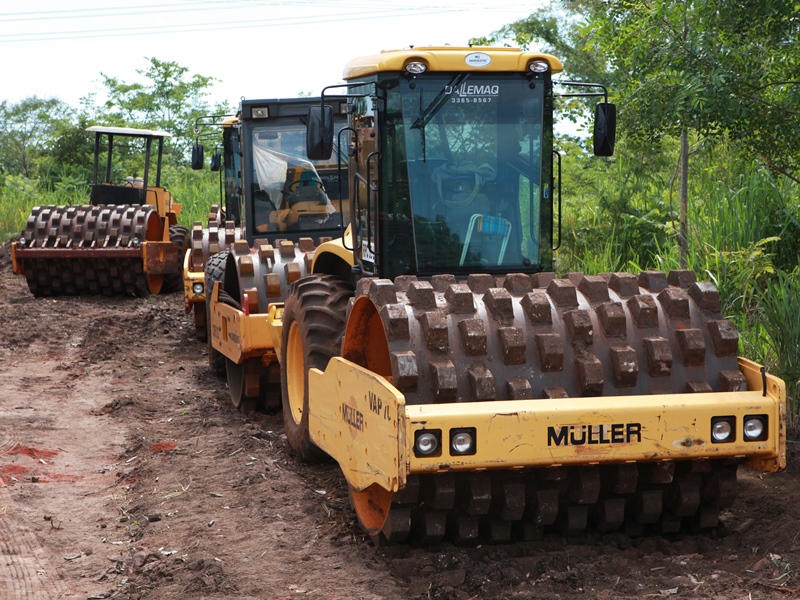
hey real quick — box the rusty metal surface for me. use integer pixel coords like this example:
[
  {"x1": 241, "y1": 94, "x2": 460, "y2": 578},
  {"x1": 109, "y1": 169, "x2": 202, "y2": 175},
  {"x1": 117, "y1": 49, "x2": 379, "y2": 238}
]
[
  {"x1": 353, "y1": 270, "x2": 741, "y2": 403},
  {"x1": 189, "y1": 205, "x2": 242, "y2": 272},
  {"x1": 14, "y1": 247, "x2": 142, "y2": 259},
  {"x1": 376, "y1": 461, "x2": 736, "y2": 543},
  {"x1": 21, "y1": 204, "x2": 159, "y2": 250},
  {"x1": 18, "y1": 204, "x2": 162, "y2": 296},
  {"x1": 142, "y1": 241, "x2": 182, "y2": 276}
]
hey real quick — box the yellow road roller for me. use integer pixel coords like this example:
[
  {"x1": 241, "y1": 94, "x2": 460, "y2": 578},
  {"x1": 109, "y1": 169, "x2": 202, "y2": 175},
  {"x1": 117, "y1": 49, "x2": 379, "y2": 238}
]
[
  {"x1": 184, "y1": 98, "x2": 349, "y2": 346},
  {"x1": 208, "y1": 47, "x2": 786, "y2": 543},
  {"x1": 11, "y1": 126, "x2": 186, "y2": 296}
]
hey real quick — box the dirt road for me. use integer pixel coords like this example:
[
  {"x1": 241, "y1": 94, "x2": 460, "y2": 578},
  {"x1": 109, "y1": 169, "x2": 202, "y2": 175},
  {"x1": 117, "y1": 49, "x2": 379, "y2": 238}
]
[{"x1": 1, "y1": 244, "x2": 798, "y2": 599}]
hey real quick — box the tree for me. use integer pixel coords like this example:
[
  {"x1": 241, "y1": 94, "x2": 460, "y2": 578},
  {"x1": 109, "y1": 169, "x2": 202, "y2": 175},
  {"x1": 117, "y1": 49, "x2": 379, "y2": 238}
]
[
  {"x1": 41, "y1": 112, "x2": 96, "y2": 187},
  {"x1": 482, "y1": 0, "x2": 800, "y2": 264},
  {"x1": 0, "y1": 96, "x2": 74, "y2": 179},
  {"x1": 96, "y1": 57, "x2": 226, "y2": 161}
]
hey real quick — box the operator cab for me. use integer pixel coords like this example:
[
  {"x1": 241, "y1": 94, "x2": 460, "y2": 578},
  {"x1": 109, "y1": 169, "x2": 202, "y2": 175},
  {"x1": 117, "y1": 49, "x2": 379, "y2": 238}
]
[
  {"x1": 249, "y1": 127, "x2": 340, "y2": 233},
  {"x1": 240, "y1": 99, "x2": 349, "y2": 241},
  {"x1": 87, "y1": 125, "x2": 171, "y2": 206},
  {"x1": 308, "y1": 47, "x2": 615, "y2": 280},
  {"x1": 192, "y1": 98, "x2": 350, "y2": 244}
]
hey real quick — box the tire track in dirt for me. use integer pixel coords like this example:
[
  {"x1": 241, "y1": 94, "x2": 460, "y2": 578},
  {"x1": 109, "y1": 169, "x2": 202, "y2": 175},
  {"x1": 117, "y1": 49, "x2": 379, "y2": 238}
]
[
  {"x1": 0, "y1": 432, "x2": 20, "y2": 455},
  {"x1": 0, "y1": 375, "x2": 48, "y2": 456},
  {"x1": 0, "y1": 367, "x2": 68, "y2": 599},
  {"x1": 0, "y1": 333, "x2": 126, "y2": 600},
  {"x1": 0, "y1": 482, "x2": 67, "y2": 600}
]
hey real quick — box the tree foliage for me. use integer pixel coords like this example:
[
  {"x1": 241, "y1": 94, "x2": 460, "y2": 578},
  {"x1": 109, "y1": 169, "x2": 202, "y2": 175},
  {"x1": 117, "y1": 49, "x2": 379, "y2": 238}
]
[
  {"x1": 0, "y1": 58, "x2": 226, "y2": 188},
  {"x1": 588, "y1": 0, "x2": 797, "y2": 180},
  {"x1": 95, "y1": 57, "x2": 225, "y2": 161},
  {"x1": 0, "y1": 96, "x2": 75, "y2": 179},
  {"x1": 480, "y1": 0, "x2": 800, "y2": 180},
  {"x1": 472, "y1": 9, "x2": 610, "y2": 85}
]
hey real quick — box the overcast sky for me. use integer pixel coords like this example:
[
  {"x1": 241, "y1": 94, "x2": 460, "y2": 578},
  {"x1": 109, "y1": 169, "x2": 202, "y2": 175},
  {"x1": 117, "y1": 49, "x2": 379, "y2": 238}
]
[{"x1": 1, "y1": 0, "x2": 544, "y2": 109}]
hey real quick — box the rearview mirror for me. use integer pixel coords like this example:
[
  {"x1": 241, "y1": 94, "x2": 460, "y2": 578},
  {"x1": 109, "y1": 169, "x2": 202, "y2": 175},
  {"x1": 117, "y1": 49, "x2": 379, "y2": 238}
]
[
  {"x1": 593, "y1": 103, "x2": 616, "y2": 157},
  {"x1": 191, "y1": 144, "x2": 204, "y2": 170},
  {"x1": 306, "y1": 105, "x2": 334, "y2": 160},
  {"x1": 210, "y1": 151, "x2": 222, "y2": 172}
]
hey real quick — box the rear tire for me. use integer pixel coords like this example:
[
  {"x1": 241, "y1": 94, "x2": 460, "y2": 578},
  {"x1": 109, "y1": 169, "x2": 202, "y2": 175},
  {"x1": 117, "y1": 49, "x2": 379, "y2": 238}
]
[
  {"x1": 162, "y1": 225, "x2": 190, "y2": 293},
  {"x1": 204, "y1": 251, "x2": 229, "y2": 376},
  {"x1": 280, "y1": 275, "x2": 353, "y2": 461}
]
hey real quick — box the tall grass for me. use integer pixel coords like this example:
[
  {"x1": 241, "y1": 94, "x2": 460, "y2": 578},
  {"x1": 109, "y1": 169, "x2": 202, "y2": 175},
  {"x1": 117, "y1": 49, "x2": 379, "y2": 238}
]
[
  {"x1": 558, "y1": 154, "x2": 800, "y2": 417},
  {"x1": 162, "y1": 165, "x2": 222, "y2": 226},
  {"x1": 682, "y1": 164, "x2": 798, "y2": 412},
  {"x1": 687, "y1": 168, "x2": 788, "y2": 314},
  {"x1": 0, "y1": 175, "x2": 88, "y2": 241},
  {"x1": 755, "y1": 270, "x2": 800, "y2": 425},
  {"x1": 0, "y1": 167, "x2": 221, "y2": 242}
]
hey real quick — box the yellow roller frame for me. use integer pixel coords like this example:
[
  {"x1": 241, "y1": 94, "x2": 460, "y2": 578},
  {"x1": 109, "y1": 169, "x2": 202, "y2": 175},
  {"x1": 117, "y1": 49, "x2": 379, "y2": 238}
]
[
  {"x1": 344, "y1": 47, "x2": 564, "y2": 80},
  {"x1": 308, "y1": 356, "x2": 785, "y2": 495},
  {"x1": 208, "y1": 281, "x2": 280, "y2": 364},
  {"x1": 182, "y1": 248, "x2": 203, "y2": 312}
]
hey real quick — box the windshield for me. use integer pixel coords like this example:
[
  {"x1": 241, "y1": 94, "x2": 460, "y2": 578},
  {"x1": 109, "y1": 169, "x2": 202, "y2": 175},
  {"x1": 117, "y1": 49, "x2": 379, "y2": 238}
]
[
  {"x1": 249, "y1": 123, "x2": 346, "y2": 234},
  {"x1": 381, "y1": 73, "x2": 548, "y2": 276}
]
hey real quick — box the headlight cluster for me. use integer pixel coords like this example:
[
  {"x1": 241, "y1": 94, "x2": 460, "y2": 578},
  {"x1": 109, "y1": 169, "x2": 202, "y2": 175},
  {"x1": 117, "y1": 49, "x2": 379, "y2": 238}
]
[
  {"x1": 404, "y1": 61, "x2": 427, "y2": 74},
  {"x1": 711, "y1": 415, "x2": 768, "y2": 443},
  {"x1": 528, "y1": 60, "x2": 551, "y2": 73},
  {"x1": 192, "y1": 282, "x2": 204, "y2": 295},
  {"x1": 413, "y1": 428, "x2": 477, "y2": 458}
]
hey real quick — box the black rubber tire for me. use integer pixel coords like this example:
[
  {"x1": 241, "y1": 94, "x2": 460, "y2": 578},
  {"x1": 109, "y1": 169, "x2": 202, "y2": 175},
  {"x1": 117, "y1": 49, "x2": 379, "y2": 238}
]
[
  {"x1": 162, "y1": 225, "x2": 190, "y2": 293},
  {"x1": 205, "y1": 251, "x2": 229, "y2": 376},
  {"x1": 280, "y1": 274, "x2": 353, "y2": 461}
]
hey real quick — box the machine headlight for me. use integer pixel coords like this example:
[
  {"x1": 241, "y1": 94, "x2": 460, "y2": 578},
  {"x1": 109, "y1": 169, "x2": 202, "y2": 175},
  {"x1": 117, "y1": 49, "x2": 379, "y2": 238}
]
[
  {"x1": 528, "y1": 60, "x2": 551, "y2": 73},
  {"x1": 743, "y1": 415, "x2": 767, "y2": 441},
  {"x1": 414, "y1": 430, "x2": 440, "y2": 457},
  {"x1": 405, "y1": 61, "x2": 427, "y2": 74},
  {"x1": 193, "y1": 282, "x2": 204, "y2": 294},
  {"x1": 450, "y1": 428, "x2": 476, "y2": 456},
  {"x1": 711, "y1": 417, "x2": 735, "y2": 443},
  {"x1": 132, "y1": 238, "x2": 141, "y2": 248}
]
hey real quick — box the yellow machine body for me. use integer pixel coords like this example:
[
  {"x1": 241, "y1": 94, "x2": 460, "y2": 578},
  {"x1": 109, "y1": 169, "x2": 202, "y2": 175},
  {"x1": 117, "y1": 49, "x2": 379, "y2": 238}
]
[{"x1": 308, "y1": 356, "x2": 785, "y2": 496}]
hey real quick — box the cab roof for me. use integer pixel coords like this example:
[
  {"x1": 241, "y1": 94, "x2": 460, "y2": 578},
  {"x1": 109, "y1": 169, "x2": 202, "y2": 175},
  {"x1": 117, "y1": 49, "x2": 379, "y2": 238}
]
[
  {"x1": 86, "y1": 125, "x2": 172, "y2": 138},
  {"x1": 343, "y1": 46, "x2": 563, "y2": 80}
]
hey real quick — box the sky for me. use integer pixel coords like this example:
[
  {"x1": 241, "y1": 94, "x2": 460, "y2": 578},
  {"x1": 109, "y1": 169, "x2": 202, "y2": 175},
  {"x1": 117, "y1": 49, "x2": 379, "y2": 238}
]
[{"x1": 0, "y1": 0, "x2": 546, "y2": 110}]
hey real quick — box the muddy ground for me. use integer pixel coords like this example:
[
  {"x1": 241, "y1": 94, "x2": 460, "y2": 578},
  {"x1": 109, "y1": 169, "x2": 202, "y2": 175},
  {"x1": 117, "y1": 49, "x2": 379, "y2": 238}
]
[{"x1": 0, "y1": 244, "x2": 798, "y2": 600}]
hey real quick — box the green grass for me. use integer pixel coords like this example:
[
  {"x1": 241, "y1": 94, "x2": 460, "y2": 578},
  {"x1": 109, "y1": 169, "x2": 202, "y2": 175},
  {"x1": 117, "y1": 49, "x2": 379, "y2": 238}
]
[
  {"x1": 0, "y1": 175, "x2": 85, "y2": 241},
  {"x1": 755, "y1": 270, "x2": 800, "y2": 425},
  {"x1": 0, "y1": 167, "x2": 222, "y2": 242},
  {"x1": 162, "y1": 165, "x2": 223, "y2": 227},
  {"x1": 557, "y1": 155, "x2": 799, "y2": 419}
]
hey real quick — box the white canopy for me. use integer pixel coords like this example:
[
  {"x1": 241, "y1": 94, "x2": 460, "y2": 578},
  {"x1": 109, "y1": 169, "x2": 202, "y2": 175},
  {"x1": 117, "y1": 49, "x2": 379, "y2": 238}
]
[{"x1": 86, "y1": 125, "x2": 172, "y2": 138}]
